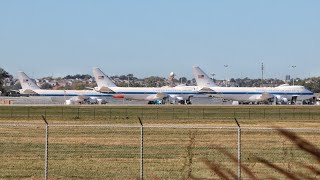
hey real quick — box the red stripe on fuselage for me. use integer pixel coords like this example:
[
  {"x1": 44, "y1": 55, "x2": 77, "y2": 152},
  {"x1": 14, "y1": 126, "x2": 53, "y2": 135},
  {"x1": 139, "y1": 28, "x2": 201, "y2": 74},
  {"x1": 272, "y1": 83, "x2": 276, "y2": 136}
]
[{"x1": 113, "y1": 94, "x2": 124, "y2": 98}]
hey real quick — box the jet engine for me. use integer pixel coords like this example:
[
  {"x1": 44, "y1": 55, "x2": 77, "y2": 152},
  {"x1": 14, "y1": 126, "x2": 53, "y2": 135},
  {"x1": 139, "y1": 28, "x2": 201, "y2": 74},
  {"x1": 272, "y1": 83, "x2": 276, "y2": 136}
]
[{"x1": 275, "y1": 95, "x2": 288, "y2": 104}]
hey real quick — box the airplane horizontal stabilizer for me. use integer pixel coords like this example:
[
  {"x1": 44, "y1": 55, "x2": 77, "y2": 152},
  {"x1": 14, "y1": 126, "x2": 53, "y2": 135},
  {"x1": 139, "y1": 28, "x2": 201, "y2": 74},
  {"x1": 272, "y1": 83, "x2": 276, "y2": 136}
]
[
  {"x1": 97, "y1": 86, "x2": 115, "y2": 93},
  {"x1": 198, "y1": 87, "x2": 215, "y2": 92},
  {"x1": 21, "y1": 89, "x2": 39, "y2": 95}
]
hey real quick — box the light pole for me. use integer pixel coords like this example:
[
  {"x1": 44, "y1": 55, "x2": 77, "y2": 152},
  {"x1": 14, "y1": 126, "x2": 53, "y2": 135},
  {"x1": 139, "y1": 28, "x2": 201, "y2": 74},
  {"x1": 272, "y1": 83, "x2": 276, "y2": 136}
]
[
  {"x1": 128, "y1": 76, "x2": 130, "y2": 87},
  {"x1": 127, "y1": 74, "x2": 133, "y2": 87},
  {"x1": 224, "y1": 65, "x2": 228, "y2": 87},
  {"x1": 291, "y1": 65, "x2": 296, "y2": 86}
]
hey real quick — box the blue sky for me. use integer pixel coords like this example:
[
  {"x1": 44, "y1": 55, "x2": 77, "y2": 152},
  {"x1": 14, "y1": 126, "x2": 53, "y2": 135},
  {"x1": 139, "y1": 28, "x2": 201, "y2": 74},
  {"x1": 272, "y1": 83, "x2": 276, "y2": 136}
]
[{"x1": 1, "y1": 0, "x2": 319, "y2": 80}]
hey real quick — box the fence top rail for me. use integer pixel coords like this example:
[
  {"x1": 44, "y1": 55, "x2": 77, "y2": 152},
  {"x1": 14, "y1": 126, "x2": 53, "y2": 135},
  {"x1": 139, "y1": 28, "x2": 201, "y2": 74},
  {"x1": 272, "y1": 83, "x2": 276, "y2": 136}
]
[
  {"x1": 1, "y1": 123, "x2": 320, "y2": 131},
  {"x1": 0, "y1": 123, "x2": 42, "y2": 127}
]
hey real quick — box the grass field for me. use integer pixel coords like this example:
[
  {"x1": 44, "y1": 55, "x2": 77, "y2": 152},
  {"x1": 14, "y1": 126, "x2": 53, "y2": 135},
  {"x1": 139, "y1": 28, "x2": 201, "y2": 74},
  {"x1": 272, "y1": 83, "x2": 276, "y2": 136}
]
[
  {"x1": 1, "y1": 105, "x2": 320, "y2": 127},
  {"x1": 0, "y1": 105, "x2": 320, "y2": 179}
]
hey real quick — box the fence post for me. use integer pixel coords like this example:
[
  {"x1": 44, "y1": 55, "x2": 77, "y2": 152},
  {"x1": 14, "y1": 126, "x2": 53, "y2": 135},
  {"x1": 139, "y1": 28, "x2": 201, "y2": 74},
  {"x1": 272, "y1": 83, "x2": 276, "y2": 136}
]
[
  {"x1": 28, "y1": 107, "x2": 30, "y2": 120},
  {"x1": 202, "y1": 108, "x2": 204, "y2": 119},
  {"x1": 309, "y1": 108, "x2": 311, "y2": 120},
  {"x1": 157, "y1": 108, "x2": 159, "y2": 120},
  {"x1": 93, "y1": 108, "x2": 96, "y2": 120},
  {"x1": 62, "y1": 107, "x2": 64, "y2": 120},
  {"x1": 138, "y1": 117, "x2": 144, "y2": 180},
  {"x1": 126, "y1": 108, "x2": 128, "y2": 117},
  {"x1": 234, "y1": 118, "x2": 241, "y2": 180},
  {"x1": 42, "y1": 115, "x2": 49, "y2": 180},
  {"x1": 172, "y1": 108, "x2": 175, "y2": 120}
]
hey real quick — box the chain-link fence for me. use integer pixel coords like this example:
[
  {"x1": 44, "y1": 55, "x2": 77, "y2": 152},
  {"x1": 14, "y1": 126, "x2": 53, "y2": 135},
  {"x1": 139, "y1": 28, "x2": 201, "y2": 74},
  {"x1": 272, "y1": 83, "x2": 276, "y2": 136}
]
[
  {"x1": 1, "y1": 119, "x2": 320, "y2": 179},
  {"x1": 1, "y1": 106, "x2": 320, "y2": 121}
]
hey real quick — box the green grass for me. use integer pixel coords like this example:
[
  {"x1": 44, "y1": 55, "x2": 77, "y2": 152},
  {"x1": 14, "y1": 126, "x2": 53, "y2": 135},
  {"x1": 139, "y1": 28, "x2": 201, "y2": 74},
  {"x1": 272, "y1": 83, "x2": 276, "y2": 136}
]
[
  {"x1": 1, "y1": 105, "x2": 320, "y2": 128},
  {"x1": 0, "y1": 105, "x2": 320, "y2": 179}
]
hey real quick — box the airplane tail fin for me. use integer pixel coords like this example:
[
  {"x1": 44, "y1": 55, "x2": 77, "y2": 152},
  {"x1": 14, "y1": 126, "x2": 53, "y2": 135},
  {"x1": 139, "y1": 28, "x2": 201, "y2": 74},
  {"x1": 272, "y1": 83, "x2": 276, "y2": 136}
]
[
  {"x1": 92, "y1": 67, "x2": 117, "y2": 88},
  {"x1": 192, "y1": 66, "x2": 217, "y2": 87},
  {"x1": 17, "y1": 71, "x2": 41, "y2": 90}
]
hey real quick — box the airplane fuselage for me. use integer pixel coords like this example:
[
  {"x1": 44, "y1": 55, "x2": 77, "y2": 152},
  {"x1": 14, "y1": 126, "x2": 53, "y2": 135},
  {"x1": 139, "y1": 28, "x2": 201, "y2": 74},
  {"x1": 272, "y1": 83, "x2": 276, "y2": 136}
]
[
  {"x1": 19, "y1": 89, "x2": 111, "y2": 97},
  {"x1": 107, "y1": 86, "x2": 201, "y2": 101},
  {"x1": 205, "y1": 85, "x2": 314, "y2": 102}
]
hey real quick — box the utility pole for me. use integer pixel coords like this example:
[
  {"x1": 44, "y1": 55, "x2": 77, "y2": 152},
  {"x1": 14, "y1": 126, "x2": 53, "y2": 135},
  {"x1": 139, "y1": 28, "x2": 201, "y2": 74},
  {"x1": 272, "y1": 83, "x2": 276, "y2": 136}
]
[
  {"x1": 261, "y1": 63, "x2": 264, "y2": 86},
  {"x1": 127, "y1": 74, "x2": 132, "y2": 87},
  {"x1": 291, "y1": 65, "x2": 296, "y2": 86},
  {"x1": 224, "y1": 65, "x2": 228, "y2": 87},
  {"x1": 261, "y1": 63, "x2": 264, "y2": 81}
]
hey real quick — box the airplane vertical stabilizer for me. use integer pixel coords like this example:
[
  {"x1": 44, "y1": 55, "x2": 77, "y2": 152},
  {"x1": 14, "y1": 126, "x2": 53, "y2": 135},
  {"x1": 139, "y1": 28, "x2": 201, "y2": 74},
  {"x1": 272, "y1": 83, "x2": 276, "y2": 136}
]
[
  {"x1": 192, "y1": 66, "x2": 217, "y2": 87},
  {"x1": 17, "y1": 71, "x2": 41, "y2": 90},
  {"x1": 92, "y1": 67, "x2": 117, "y2": 88}
]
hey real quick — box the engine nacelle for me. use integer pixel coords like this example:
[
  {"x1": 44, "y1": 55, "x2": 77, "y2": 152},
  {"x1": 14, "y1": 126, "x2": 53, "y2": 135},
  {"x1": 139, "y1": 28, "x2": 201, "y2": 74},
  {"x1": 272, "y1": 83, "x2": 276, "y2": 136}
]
[
  {"x1": 66, "y1": 96, "x2": 87, "y2": 105},
  {"x1": 168, "y1": 95, "x2": 192, "y2": 104},
  {"x1": 97, "y1": 98, "x2": 108, "y2": 104},
  {"x1": 86, "y1": 97, "x2": 98, "y2": 104},
  {"x1": 275, "y1": 95, "x2": 288, "y2": 104},
  {"x1": 169, "y1": 95, "x2": 185, "y2": 100},
  {"x1": 249, "y1": 94, "x2": 274, "y2": 102},
  {"x1": 94, "y1": 87, "x2": 100, "y2": 92},
  {"x1": 146, "y1": 94, "x2": 163, "y2": 101}
]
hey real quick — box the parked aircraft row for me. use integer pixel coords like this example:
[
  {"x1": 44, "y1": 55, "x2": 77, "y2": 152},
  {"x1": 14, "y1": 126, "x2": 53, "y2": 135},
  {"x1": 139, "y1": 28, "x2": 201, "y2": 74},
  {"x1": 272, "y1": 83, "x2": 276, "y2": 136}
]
[{"x1": 17, "y1": 66, "x2": 315, "y2": 105}]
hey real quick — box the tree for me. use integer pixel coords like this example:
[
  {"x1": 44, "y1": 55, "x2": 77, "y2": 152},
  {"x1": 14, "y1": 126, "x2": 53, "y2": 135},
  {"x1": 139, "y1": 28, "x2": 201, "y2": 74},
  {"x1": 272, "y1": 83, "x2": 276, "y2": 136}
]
[
  {"x1": 144, "y1": 76, "x2": 166, "y2": 87},
  {"x1": 64, "y1": 74, "x2": 92, "y2": 80},
  {"x1": 179, "y1": 77, "x2": 188, "y2": 84},
  {"x1": 119, "y1": 75, "x2": 127, "y2": 80},
  {"x1": 0, "y1": 68, "x2": 12, "y2": 95},
  {"x1": 40, "y1": 83, "x2": 53, "y2": 89},
  {"x1": 302, "y1": 77, "x2": 320, "y2": 93}
]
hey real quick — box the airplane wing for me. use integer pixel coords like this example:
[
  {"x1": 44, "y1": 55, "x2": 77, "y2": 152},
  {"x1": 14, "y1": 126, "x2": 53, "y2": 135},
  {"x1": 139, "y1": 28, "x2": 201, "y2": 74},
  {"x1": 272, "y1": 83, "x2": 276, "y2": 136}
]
[
  {"x1": 113, "y1": 93, "x2": 168, "y2": 101},
  {"x1": 260, "y1": 93, "x2": 274, "y2": 100},
  {"x1": 248, "y1": 93, "x2": 274, "y2": 101},
  {"x1": 145, "y1": 93, "x2": 168, "y2": 101},
  {"x1": 155, "y1": 93, "x2": 168, "y2": 99}
]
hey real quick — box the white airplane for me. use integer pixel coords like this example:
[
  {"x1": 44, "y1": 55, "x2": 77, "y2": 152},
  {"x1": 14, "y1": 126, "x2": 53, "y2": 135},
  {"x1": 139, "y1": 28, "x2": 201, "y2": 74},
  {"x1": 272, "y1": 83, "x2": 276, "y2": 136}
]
[
  {"x1": 192, "y1": 66, "x2": 314, "y2": 104},
  {"x1": 92, "y1": 67, "x2": 201, "y2": 104},
  {"x1": 17, "y1": 71, "x2": 110, "y2": 104}
]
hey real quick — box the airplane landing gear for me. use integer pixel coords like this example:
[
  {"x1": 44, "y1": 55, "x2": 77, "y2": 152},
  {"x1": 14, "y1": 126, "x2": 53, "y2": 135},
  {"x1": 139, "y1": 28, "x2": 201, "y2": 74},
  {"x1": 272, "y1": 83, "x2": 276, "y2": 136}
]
[
  {"x1": 186, "y1": 99, "x2": 192, "y2": 104},
  {"x1": 178, "y1": 99, "x2": 192, "y2": 105}
]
